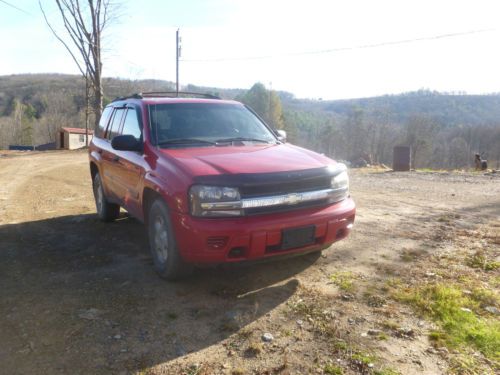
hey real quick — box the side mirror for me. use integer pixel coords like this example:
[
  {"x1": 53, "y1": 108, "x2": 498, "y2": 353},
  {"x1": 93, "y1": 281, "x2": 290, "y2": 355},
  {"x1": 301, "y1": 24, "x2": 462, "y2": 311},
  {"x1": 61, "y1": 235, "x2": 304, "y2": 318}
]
[
  {"x1": 276, "y1": 129, "x2": 287, "y2": 143},
  {"x1": 111, "y1": 135, "x2": 142, "y2": 152}
]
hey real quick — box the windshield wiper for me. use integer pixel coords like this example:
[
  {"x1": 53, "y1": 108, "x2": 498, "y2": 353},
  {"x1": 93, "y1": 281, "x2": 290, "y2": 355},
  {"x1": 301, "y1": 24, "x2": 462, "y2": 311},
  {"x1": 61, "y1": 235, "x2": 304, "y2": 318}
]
[
  {"x1": 158, "y1": 138, "x2": 216, "y2": 147},
  {"x1": 215, "y1": 137, "x2": 273, "y2": 144}
]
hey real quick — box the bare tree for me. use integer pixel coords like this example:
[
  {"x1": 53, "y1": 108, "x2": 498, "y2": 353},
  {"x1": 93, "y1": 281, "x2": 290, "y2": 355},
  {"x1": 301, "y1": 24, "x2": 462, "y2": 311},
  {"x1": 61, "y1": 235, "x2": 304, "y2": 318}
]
[
  {"x1": 39, "y1": 0, "x2": 114, "y2": 144},
  {"x1": 405, "y1": 114, "x2": 438, "y2": 168}
]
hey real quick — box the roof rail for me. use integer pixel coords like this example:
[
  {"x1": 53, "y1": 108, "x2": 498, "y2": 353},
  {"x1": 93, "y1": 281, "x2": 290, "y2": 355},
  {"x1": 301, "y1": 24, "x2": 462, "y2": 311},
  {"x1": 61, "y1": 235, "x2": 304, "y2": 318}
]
[
  {"x1": 141, "y1": 91, "x2": 221, "y2": 99},
  {"x1": 111, "y1": 92, "x2": 221, "y2": 103},
  {"x1": 111, "y1": 93, "x2": 143, "y2": 102}
]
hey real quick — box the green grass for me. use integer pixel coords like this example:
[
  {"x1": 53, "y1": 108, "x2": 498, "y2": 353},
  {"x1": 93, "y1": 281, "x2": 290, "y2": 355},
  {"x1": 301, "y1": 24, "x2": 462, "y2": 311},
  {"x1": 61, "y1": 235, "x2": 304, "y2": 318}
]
[
  {"x1": 374, "y1": 369, "x2": 401, "y2": 375},
  {"x1": 329, "y1": 271, "x2": 357, "y2": 292},
  {"x1": 332, "y1": 340, "x2": 348, "y2": 351},
  {"x1": 376, "y1": 332, "x2": 389, "y2": 341},
  {"x1": 395, "y1": 283, "x2": 500, "y2": 361},
  {"x1": 323, "y1": 364, "x2": 344, "y2": 374},
  {"x1": 467, "y1": 251, "x2": 500, "y2": 271},
  {"x1": 351, "y1": 352, "x2": 376, "y2": 364}
]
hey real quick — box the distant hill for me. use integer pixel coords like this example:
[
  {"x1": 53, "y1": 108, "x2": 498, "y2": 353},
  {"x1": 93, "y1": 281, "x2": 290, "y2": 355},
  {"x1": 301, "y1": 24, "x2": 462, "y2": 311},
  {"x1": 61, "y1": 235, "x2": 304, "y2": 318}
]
[
  {"x1": 1, "y1": 74, "x2": 499, "y2": 169},
  {"x1": 1, "y1": 74, "x2": 500, "y2": 127},
  {"x1": 282, "y1": 90, "x2": 500, "y2": 127}
]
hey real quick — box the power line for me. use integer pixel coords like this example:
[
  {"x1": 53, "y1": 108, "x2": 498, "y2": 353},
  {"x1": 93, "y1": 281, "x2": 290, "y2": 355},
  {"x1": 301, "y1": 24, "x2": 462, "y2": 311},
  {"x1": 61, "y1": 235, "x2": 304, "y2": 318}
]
[
  {"x1": 0, "y1": 0, "x2": 31, "y2": 15},
  {"x1": 181, "y1": 28, "x2": 494, "y2": 62}
]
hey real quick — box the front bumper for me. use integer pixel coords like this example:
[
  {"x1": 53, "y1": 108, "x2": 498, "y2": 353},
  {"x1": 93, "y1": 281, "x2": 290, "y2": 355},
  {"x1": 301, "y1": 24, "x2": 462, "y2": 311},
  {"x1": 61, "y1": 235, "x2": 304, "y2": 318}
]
[{"x1": 171, "y1": 197, "x2": 356, "y2": 264}]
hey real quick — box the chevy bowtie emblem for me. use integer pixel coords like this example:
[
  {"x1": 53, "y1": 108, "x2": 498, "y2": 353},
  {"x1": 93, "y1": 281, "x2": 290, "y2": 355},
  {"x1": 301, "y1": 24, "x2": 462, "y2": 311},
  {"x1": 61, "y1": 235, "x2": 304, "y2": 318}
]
[{"x1": 286, "y1": 193, "x2": 301, "y2": 204}]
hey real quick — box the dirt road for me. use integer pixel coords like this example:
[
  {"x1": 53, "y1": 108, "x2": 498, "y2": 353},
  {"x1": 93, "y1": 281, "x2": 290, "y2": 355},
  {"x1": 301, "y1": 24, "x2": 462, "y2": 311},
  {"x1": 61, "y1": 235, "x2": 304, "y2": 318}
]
[{"x1": 0, "y1": 151, "x2": 498, "y2": 374}]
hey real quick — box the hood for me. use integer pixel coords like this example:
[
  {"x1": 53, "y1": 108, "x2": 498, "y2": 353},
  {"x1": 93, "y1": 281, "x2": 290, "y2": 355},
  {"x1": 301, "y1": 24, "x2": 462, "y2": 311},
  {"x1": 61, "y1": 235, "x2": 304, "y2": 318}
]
[{"x1": 160, "y1": 144, "x2": 335, "y2": 177}]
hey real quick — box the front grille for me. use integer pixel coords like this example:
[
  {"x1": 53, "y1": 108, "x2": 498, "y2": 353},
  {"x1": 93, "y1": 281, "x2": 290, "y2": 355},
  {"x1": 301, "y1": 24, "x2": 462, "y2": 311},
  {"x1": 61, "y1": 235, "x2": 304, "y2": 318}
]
[
  {"x1": 240, "y1": 174, "x2": 333, "y2": 215},
  {"x1": 244, "y1": 198, "x2": 330, "y2": 215},
  {"x1": 240, "y1": 175, "x2": 331, "y2": 198}
]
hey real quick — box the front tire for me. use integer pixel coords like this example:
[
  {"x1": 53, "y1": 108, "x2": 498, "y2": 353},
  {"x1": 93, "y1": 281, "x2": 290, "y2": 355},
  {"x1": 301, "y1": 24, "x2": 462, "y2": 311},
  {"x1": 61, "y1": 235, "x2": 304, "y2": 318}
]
[
  {"x1": 93, "y1": 172, "x2": 120, "y2": 222},
  {"x1": 147, "y1": 198, "x2": 192, "y2": 280}
]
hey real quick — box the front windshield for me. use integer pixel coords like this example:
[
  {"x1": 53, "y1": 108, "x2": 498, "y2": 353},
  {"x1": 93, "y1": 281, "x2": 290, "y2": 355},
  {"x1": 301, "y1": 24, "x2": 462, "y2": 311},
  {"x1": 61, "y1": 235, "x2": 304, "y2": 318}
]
[{"x1": 148, "y1": 103, "x2": 277, "y2": 147}]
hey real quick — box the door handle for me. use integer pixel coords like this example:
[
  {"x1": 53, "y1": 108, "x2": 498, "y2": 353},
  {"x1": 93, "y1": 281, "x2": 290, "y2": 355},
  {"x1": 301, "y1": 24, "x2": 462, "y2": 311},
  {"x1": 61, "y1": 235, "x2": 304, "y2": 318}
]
[{"x1": 112, "y1": 156, "x2": 120, "y2": 162}]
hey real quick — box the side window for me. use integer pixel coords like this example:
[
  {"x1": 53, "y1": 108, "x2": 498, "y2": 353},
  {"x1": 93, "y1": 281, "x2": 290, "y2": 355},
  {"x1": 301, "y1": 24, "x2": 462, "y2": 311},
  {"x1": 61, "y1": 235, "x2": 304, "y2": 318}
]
[
  {"x1": 96, "y1": 106, "x2": 113, "y2": 138},
  {"x1": 106, "y1": 108, "x2": 125, "y2": 140},
  {"x1": 121, "y1": 108, "x2": 142, "y2": 140}
]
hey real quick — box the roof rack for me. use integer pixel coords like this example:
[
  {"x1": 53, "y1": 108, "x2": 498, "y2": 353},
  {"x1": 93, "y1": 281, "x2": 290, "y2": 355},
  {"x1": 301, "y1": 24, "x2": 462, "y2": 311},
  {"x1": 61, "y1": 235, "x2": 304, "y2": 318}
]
[
  {"x1": 111, "y1": 93, "x2": 143, "y2": 102},
  {"x1": 141, "y1": 91, "x2": 221, "y2": 99},
  {"x1": 111, "y1": 91, "x2": 221, "y2": 102}
]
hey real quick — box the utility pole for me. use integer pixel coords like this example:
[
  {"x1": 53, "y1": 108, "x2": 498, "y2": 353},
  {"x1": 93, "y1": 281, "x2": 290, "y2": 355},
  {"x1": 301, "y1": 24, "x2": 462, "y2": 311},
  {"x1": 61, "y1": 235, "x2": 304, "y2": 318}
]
[
  {"x1": 176, "y1": 28, "x2": 181, "y2": 96},
  {"x1": 268, "y1": 81, "x2": 272, "y2": 124}
]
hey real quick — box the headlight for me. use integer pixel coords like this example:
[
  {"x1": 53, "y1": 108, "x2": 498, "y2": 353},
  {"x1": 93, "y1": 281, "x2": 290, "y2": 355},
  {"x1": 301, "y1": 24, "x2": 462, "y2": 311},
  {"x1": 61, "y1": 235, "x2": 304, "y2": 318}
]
[
  {"x1": 331, "y1": 170, "x2": 349, "y2": 190},
  {"x1": 189, "y1": 185, "x2": 242, "y2": 217},
  {"x1": 330, "y1": 166, "x2": 349, "y2": 202}
]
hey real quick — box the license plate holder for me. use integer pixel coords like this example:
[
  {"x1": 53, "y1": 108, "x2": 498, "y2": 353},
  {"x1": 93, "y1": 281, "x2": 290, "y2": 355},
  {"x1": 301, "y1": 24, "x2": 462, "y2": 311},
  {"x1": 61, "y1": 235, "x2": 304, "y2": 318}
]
[{"x1": 281, "y1": 225, "x2": 316, "y2": 250}]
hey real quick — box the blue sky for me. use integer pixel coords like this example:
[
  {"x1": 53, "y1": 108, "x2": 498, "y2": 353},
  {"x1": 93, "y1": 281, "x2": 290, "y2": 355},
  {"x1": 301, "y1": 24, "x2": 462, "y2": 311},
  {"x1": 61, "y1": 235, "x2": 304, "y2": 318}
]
[{"x1": 1, "y1": 0, "x2": 500, "y2": 99}]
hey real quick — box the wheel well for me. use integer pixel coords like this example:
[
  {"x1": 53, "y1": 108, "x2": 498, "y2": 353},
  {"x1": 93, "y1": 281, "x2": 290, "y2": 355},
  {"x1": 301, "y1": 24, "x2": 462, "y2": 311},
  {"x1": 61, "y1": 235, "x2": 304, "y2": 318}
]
[
  {"x1": 90, "y1": 162, "x2": 98, "y2": 180},
  {"x1": 142, "y1": 187, "x2": 162, "y2": 223}
]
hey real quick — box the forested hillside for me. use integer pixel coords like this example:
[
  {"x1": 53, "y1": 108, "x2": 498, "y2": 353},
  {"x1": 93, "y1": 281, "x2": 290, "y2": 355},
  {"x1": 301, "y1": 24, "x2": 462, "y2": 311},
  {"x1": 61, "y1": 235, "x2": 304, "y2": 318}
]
[{"x1": 1, "y1": 74, "x2": 499, "y2": 169}]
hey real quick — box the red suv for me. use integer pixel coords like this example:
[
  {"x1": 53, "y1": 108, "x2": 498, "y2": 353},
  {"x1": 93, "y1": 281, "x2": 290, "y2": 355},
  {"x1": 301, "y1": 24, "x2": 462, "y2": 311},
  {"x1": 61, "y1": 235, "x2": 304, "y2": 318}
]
[{"x1": 89, "y1": 92, "x2": 355, "y2": 279}]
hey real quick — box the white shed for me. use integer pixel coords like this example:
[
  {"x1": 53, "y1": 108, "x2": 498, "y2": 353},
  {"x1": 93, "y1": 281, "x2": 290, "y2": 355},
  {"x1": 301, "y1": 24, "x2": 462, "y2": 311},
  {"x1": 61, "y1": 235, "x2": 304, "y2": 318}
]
[{"x1": 57, "y1": 127, "x2": 94, "y2": 150}]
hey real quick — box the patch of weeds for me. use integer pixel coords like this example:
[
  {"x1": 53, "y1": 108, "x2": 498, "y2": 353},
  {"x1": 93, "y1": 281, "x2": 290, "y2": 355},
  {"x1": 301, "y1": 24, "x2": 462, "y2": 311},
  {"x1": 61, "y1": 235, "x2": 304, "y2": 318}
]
[
  {"x1": 330, "y1": 271, "x2": 358, "y2": 292},
  {"x1": 470, "y1": 287, "x2": 499, "y2": 307},
  {"x1": 380, "y1": 320, "x2": 400, "y2": 331},
  {"x1": 166, "y1": 312, "x2": 178, "y2": 320},
  {"x1": 376, "y1": 332, "x2": 389, "y2": 341},
  {"x1": 467, "y1": 251, "x2": 500, "y2": 271},
  {"x1": 399, "y1": 252, "x2": 413, "y2": 262},
  {"x1": 437, "y1": 213, "x2": 460, "y2": 223},
  {"x1": 448, "y1": 353, "x2": 490, "y2": 375},
  {"x1": 273, "y1": 353, "x2": 288, "y2": 373},
  {"x1": 399, "y1": 248, "x2": 427, "y2": 262},
  {"x1": 384, "y1": 278, "x2": 402, "y2": 290},
  {"x1": 220, "y1": 320, "x2": 239, "y2": 332},
  {"x1": 287, "y1": 293, "x2": 338, "y2": 337},
  {"x1": 350, "y1": 351, "x2": 376, "y2": 372},
  {"x1": 364, "y1": 292, "x2": 386, "y2": 307},
  {"x1": 428, "y1": 330, "x2": 447, "y2": 347},
  {"x1": 236, "y1": 327, "x2": 253, "y2": 340},
  {"x1": 395, "y1": 283, "x2": 500, "y2": 361},
  {"x1": 374, "y1": 369, "x2": 401, "y2": 375},
  {"x1": 332, "y1": 339, "x2": 348, "y2": 352},
  {"x1": 323, "y1": 363, "x2": 344, "y2": 374},
  {"x1": 437, "y1": 216, "x2": 451, "y2": 223},
  {"x1": 281, "y1": 328, "x2": 292, "y2": 337},
  {"x1": 231, "y1": 369, "x2": 244, "y2": 375},
  {"x1": 351, "y1": 352, "x2": 376, "y2": 365},
  {"x1": 490, "y1": 275, "x2": 500, "y2": 288},
  {"x1": 244, "y1": 341, "x2": 263, "y2": 357}
]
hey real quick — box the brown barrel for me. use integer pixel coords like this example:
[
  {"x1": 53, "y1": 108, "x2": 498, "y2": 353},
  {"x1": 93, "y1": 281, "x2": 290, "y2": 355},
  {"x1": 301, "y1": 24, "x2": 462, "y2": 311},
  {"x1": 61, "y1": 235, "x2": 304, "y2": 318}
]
[{"x1": 393, "y1": 146, "x2": 411, "y2": 171}]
